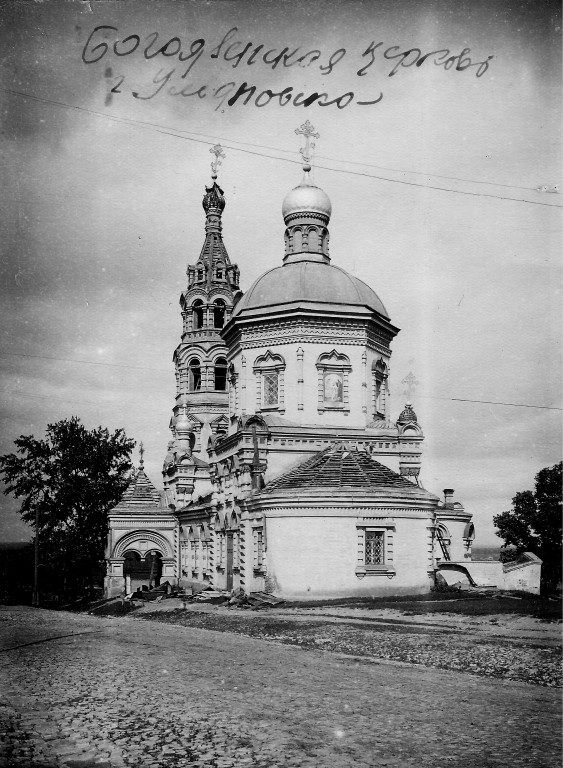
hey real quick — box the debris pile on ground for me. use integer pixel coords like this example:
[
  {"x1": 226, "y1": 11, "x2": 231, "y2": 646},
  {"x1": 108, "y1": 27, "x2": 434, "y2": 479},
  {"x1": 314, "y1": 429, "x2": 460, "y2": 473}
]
[
  {"x1": 175, "y1": 586, "x2": 285, "y2": 609},
  {"x1": 87, "y1": 598, "x2": 140, "y2": 616}
]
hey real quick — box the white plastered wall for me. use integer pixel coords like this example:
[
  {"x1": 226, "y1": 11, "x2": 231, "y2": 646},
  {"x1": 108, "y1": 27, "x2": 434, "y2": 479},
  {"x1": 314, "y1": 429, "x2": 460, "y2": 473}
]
[{"x1": 263, "y1": 510, "x2": 432, "y2": 598}]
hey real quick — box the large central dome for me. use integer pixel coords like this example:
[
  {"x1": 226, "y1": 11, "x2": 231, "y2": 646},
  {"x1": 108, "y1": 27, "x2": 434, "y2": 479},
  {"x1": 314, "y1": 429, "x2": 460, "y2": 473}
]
[
  {"x1": 232, "y1": 149, "x2": 389, "y2": 322},
  {"x1": 232, "y1": 260, "x2": 389, "y2": 318}
]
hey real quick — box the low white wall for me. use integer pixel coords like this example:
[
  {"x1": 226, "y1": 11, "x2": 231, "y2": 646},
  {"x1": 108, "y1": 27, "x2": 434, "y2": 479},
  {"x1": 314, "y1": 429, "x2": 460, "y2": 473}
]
[
  {"x1": 465, "y1": 560, "x2": 504, "y2": 587},
  {"x1": 503, "y1": 557, "x2": 542, "y2": 595},
  {"x1": 437, "y1": 553, "x2": 542, "y2": 594},
  {"x1": 265, "y1": 513, "x2": 433, "y2": 598}
]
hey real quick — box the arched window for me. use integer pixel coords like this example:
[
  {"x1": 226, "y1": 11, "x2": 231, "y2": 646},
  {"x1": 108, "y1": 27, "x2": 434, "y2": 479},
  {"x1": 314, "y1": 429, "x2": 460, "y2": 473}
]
[
  {"x1": 307, "y1": 226, "x2": 319, "y2": 251},
  {"x1": 213, "y1": 299, "x2": 226, "y2": 328},
  {"x1": 197, "y1": 268, "x2": 204, "y2": 282},
  {"x1": 192, "y1": 300, "x2": 204, "y2": 329},
  {"x1": 372, "y1": 358, "x2": 388, "y2": 418},
  {"x1": 436, "y1": 524, "x2": 451, "y2": 561},
  {"x1": 189, "y1": 358, "x2": 201, "y2": 391},
  {"x1": 214, "y1": 357, "x2": 228, "y2": 391},
  {"x1": 253, "y1": 351, "x2": 285, "y2": 411}
]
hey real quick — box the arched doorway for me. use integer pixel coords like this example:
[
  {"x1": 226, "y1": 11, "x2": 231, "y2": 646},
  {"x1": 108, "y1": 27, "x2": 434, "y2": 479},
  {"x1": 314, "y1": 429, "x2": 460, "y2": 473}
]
[{"x1": 123, "y1": 550, "x2": 163, "y2": 593}]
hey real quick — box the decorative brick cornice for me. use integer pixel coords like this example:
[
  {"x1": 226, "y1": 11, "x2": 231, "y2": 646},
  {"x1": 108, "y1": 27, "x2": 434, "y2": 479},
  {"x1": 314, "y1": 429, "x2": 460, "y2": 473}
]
[
  {"x1": 110, "y1": 518, "x2": 177, "y2": 527},
  {"x1": 283, "y1": 210, "x2": 328, "y2": 224},
  {"x1": 233, "y1": 317, "x2": 392, "y2": 352}
]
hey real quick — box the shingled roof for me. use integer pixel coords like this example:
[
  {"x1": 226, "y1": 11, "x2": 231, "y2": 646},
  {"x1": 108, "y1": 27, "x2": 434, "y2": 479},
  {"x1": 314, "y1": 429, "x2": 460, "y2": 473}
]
[
  {"x1": 261, "y1": 443, "x2": 430, "y2": 497},
  {"x1": 111, "y1": 469, "x2": 169, "y2": 516}
]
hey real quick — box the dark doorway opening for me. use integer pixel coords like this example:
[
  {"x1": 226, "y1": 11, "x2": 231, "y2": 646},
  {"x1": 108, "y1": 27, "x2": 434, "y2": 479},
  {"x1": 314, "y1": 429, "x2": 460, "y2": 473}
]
[{"x1": 123, "y1": 550, "x2": 163, "y2": 592}]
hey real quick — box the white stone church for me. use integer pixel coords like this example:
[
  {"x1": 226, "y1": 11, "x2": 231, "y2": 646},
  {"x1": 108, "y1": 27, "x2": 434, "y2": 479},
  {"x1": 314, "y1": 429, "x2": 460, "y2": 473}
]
[{"x1": 104, "y1": 124, "x2": 475, "y2": 600}]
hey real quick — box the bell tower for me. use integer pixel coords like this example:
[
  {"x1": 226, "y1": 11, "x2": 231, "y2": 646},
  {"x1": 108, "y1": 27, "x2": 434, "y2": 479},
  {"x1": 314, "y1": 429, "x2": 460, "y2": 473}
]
[{"x1": 163, "y1": 146, "x2": 241, "y2": 508}]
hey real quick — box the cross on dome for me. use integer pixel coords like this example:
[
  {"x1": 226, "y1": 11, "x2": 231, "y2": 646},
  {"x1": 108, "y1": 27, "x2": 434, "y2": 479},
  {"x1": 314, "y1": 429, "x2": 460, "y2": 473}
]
[
  {"x1": 295, "y1": 121, "x2": 319, "y2": 171},
  {"x1": 279, "y1": 123, "x2": 332, "y2": 263}
]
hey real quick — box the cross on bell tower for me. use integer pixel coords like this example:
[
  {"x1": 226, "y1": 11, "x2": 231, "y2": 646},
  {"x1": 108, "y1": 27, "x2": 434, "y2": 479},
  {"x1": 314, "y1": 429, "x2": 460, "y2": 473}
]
[
  {"x1": 210, "y1": 144, "x2": 226, "y2": 180},
  {"x1": 164, "y1": 144, "x2": 241, "y2": 505}
]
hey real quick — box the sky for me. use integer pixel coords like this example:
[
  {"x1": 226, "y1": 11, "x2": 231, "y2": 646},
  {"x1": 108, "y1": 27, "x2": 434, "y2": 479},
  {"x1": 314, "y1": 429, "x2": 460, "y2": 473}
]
[{"x1": 0, "y1": 0, "x2": 561, "y2": 546}]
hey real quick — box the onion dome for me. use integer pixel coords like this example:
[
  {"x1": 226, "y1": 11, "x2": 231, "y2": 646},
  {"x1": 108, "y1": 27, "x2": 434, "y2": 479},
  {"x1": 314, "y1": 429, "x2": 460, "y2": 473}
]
[
  {"x1": 174, "y1": 411, "x2": 192, "y2": 434},
  {"x1": 202, "y1": 182, "x2": 225, "y2": 215},
  {"x1": 397, "y1": 402, "x2": 418, "y2": 425},
  {"x1": 282, "y1": 180, "x2": 332, "y2": 220},
  {"x1": 281, "y1": 170, "x2": 332, "y2": 264}
]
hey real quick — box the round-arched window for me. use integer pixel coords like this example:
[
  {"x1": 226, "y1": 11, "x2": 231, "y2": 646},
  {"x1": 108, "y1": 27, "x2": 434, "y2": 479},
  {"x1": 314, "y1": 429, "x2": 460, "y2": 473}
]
[
  {"x1": 214, "y1": 357, "x2": 228, "y2": 390},
  {"x1": 308, "y1": 227, "x2": 319, "y2": 251},
  {"x1": 213, "y1": 299, "x2": 226, "y2": 328},
  {"x1": 189, "y1": 358, "x2": 202, "y2": 391},
  {"x1": 192, "y1": 300, "x2": 204, "y2": 329}
]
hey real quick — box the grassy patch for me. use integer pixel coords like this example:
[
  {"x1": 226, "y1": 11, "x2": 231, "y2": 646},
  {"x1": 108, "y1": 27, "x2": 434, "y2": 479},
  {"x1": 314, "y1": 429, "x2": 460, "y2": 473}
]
[{"x1": 137, "y1": 608, "x2": 562, "y2": 687}]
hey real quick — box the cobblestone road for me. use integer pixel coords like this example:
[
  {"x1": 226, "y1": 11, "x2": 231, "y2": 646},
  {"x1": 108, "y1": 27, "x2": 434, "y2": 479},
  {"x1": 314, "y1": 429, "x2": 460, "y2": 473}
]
[{"x1": 0, "y1": 607, "x2": 560, "y2": 768}]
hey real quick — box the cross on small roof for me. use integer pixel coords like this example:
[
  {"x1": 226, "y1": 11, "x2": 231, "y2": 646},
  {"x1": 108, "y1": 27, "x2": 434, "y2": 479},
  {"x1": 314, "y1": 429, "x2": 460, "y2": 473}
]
[
  {"x1": 139, "y1": 441, "x2": 145, "y2": 469},
  {"x1": 402, "y1": 371, "x2": 420, "y2": 399}
]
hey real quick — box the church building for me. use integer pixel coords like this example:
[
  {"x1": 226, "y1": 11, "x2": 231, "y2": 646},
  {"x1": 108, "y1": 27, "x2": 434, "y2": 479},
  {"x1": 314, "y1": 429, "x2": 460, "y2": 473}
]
[{"x1": 104, "y1": 124, "x2": 475, "y2": 599}]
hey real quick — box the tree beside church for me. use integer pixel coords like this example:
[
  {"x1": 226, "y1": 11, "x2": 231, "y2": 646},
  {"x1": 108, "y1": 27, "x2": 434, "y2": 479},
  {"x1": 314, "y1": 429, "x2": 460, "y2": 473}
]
[
  {"x1": 494, "y1": 462, "x2": 562, "y2": 592},
  {"x1": 0, "y1": 417, "x2": 134, "y2": 601}
]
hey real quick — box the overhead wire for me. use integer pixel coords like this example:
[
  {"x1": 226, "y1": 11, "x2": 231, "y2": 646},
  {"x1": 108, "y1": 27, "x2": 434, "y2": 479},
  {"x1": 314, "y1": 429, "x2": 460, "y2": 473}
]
[
  {"x1": 1, "y1": 90, "x2": 560, "y2": 413},
  {"x1": 2, "y1": 87, "x2": 561, "y2": 208},
  {"x1": 1, "y1": 351, "x2": 561, "y2": 411},
  {"x1": 0, "y1": 351, "x2": 170, "y2": 374}
]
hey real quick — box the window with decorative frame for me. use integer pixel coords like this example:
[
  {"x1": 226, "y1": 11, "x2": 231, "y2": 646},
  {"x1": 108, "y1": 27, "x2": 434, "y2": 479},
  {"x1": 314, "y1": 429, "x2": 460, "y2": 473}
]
[
  {"x1": 252, "y1": 526, "x2": 265, "y2": 572},
  {"x1": 216, "y1": 531, "x2": 225, "y2": 570},
  {"x1": 180, "y1": 540, "x2": 189, "y2": 575},
  {"x1": 316, "y1": 350, "x2": 351, "y2": 413},
  {"x1": 356, "y1": 520, "x2": 396, "y2": 577},
  {"x1": 191, "y1": 539, "x2": 199, "y2": 576},
  {"x1": 253, "y1": 351, "x2": 285, "y2": 412},
  {"x1": 200, "y1": 527, "x2": 211, "y2": 576}
]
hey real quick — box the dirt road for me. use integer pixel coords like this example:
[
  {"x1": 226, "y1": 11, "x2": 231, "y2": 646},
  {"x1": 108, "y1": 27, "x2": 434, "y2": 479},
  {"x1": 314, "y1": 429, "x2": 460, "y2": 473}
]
[{"x1": 0, "y1": 606, "x2": 560, "y2": 767}]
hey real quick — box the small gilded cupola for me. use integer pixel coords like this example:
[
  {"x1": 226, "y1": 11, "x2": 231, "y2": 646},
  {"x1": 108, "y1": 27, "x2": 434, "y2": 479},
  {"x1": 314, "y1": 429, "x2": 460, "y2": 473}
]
[{"x1": 282, "y1": 121, "x2": 332, "y2": 264}]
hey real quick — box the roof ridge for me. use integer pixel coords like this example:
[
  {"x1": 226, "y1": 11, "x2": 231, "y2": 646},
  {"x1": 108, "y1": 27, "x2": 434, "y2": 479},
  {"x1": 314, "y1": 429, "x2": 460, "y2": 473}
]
[
  {"x1": 343, "y1": 448, "x2": 376, "y2": 487},
  {"x1": 265, "y1": 445, "x2": 334, "y2": 491},
  {"x1": 262, "y1": 442, "x2": 423, "y2": 495}
]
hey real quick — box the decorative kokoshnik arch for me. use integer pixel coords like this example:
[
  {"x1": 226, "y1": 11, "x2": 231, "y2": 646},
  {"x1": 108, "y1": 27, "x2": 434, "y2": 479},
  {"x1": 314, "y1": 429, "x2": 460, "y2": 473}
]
[{"x1": 113, "y1": 530, "x2": 175, "y2": 559}]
